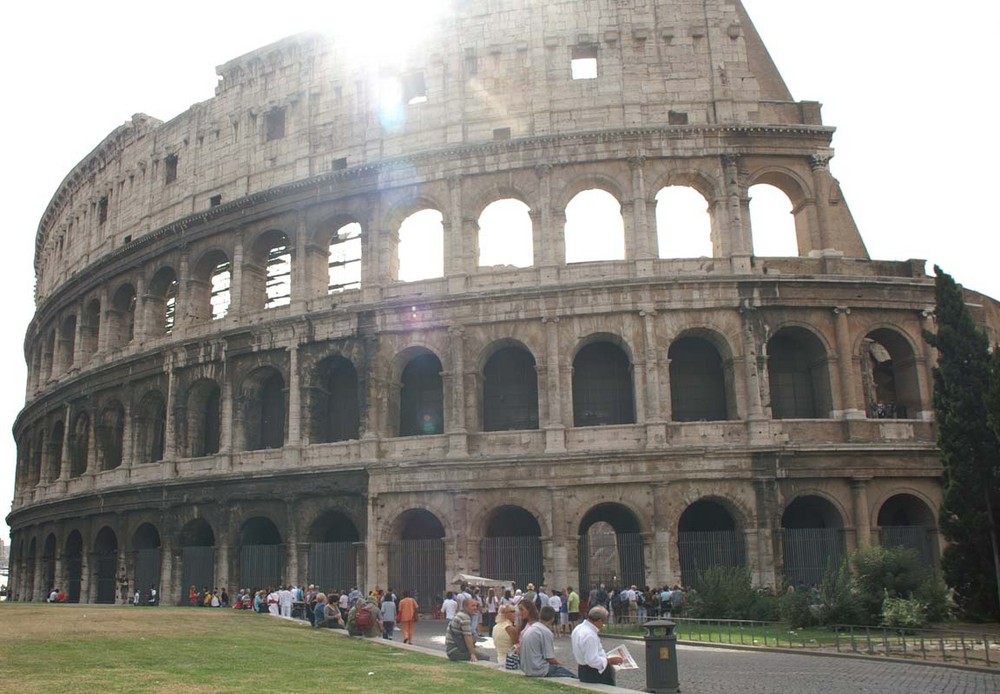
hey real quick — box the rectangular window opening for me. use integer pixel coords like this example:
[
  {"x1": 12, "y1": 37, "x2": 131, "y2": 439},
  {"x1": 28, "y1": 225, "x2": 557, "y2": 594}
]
[
  {"x1": 98, "y1": 196, "x2": 109, "y2": 225},
  {"x1": 332, "y1": 157, "x2": 348, "y2": 171},
  {"x1": 571, "y1": 45, "x2": 598, "y2": 80},
  {"x1": 266, "y1": 106, "x2": 286, "y2": 141},
  {"x1": 210, "y1": 194, "x2": 222, "y2": 207},
  {"x1": 402, "y1": 72, "x2": 427, "y2": 105},
  {"x1": 165, "y1": 154, "x2": 178, "y2": 184}
]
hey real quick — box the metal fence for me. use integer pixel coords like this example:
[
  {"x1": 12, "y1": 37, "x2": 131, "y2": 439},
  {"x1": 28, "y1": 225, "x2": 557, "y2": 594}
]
[
  {"x1": 181, "y1": 546, "x2": 215, "y2": 597},
  {"x1": 678, "y1": 530, "x2": 746, "y2": 586},
  {"x1": 578, "y1": 531, "x2": 645, "y2": 591},
  {"x1": 389, "y1": 538, "x2": 445, "y2": 612},
  {"x1": 94, "y1": 552, "x2": 117, "y2": 604},
  {"x1": 782, "y1": 528, "x2": 845, "y2": 587},
  {"x1": 308, "y1": 542, "x2": 357, "y2": 593},
  {"x1": 880, "y1": 526, "x2": 937, "y2": 567},
  {"x1": 480, "y1": 536, "x2": 542, "y2": 590},
  {"x1": 134, "y1": 549, "x2": 162, "y2": 595},
  {"x1": 240, "y1": 545, "x2": 284, "y2": 590}
]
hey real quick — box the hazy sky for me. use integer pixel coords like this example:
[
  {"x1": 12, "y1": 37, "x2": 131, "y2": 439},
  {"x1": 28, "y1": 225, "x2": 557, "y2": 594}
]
[{"x1": 2, "y1": 1, "x2": 998, "y2": 548}]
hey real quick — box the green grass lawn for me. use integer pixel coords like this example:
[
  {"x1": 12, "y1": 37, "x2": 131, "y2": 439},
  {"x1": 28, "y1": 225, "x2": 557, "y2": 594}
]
[{"x1": 0, "y1": 604, "x2": 575, "y2": 693}]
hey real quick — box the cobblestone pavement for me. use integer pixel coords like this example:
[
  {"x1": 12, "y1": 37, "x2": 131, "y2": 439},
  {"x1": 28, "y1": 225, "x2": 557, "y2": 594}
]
[{"x1": 407, "y1": 620, "x2": 1000, "y2": 693}]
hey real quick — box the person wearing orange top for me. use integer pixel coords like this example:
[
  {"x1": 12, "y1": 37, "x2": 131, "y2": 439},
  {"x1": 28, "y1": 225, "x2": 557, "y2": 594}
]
[{"x1": 397, "y1": 590, "x2": 419, "y2": 644}]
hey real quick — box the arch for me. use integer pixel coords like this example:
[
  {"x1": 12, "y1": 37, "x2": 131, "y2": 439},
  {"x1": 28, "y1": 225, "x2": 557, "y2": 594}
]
[
  {"x1": 93, "y1": 526, "x2": 119, "y2": 604},
  {"x1": 655, "y1": 186, "x2": 713, "y2": 258},
  {"x1": 192, "y1": 249, "x2": 232, "y2": 322},
  {"x1": 184, "y1": 379, "x2": 221, "y2": 458},
  {"x1": 781, "y1": 494, "x2": 846, "y2": 587},
  {"x1": 64, "y1": 530, "x2": 84, "y2": 603},
  {"x1": 81, "y1": 299, "x2": 101, "y2": 359},
  {"x1": 564, "y1": 189, "x2": 625, "y2": 263},
  {"x1": 767, "y1": 326, "x2": 833, "y2": 419},
  {"x1": 748, "y1": 173, "x2": 806, "y2": 257},
  {"x1": 572, "y1": 340, "x2": 635, "y2": 426},
  {"x1": 238, "y1": 516, "x2": 284, "y2": 591},
  {"x1": 482, "y1": 345, "x2": 539, "y2": 431},
  {"x1": 328, "y1": 221, "x2": 362, "y2": 293},
  {"x1": 48, "y1": 420, "x2": 64, "y2": 482},
  {"x1": 42, "y1": 533, "x2": 56, "y2": 596},
  {"x1": 96, "y1": 401, "x2": 125, "y2": 471},
  {"x1": 135, "y1": 391, "x2": 166, "y2": 464},
  {"x1": 250, "y1": 229, "x2": 292, "y2": 309},
  {"x1": 399, "y1": 352, "x2": 444, "y2": 437},
  {"x1": 877, "y1": 493, "x2": 938, "y2": 566},
  {"x1": 109, "y1": 283, "x2": 137, "y2": 348},
  {"x1": 397, "y1": 208, "x2": 444, "y2": 282},
  {"x1": 132, "y1": 523, "x2": 162, "y2": 597},
  {"x1": 478, "y1": 199, "x2": 534, "y2": 268},
  {"x1": 669, "y1": 336, "x2": 732, "y2": 421},
  {"x1": 480, "y1": 505, "x2": 543, "y2": 589},
  {"x1": 147, "y1": 266, "x2": 179, "y2": 336},
  {"x1": 307, "y1": 510, "x2": 360, "y2": 592},
  {"x1": 861, "y1": 328, "x2": 921, "y2": 419},
  {"x1": 31, "y1": 428, "x2": 44, "y2": 487},
  {"x1": 70, "y1": 412, "x2": 90, "y2": 477},
  {"x1": 240, "y1": 367, "x2": 286, "y2": 451},
  {"x1": 677, "y1": 499, "x2": 747, "y2": 586},
  {"x1": 577, "y1": 503, "x2": 645, "y2": 591},
  {"x1": 388, "y1": 509, "x2": 446, "y2": 610},
  {"x1": 57, "y1": 314, "x2": 77, "y2": 371},
  {"x1": 309, "y1": 356, "x2": 361, "y2": 443}
]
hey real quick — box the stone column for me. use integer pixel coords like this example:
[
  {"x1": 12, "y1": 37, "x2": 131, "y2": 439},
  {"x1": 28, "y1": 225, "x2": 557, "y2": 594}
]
[
  {"x1": 549, "y1": 487, "x2": 568, "y2": 590},
  {"x1": 739, "y1": 304, "x2": 766, "y2": 420},
  {"x1": 917, "y1": 309, "x2": 936, "y2": 420},
  {"x1": 286, "y1": 343, "x2": 301, "y2": 446},
  {"x1": 833, "y1": 307, "x2": 863, "y2": 418},
  {"x1": 59, "y1": 404, "x2": 73, "y2": 482},
  {"x1": 752, "y1": 479, "x2": 778, "y2": 588},
  {"x1": 629, "y1": 155, "x2": 657, "y2": 274},
  {"x1": 285, "y1": 522, "x2": 299, "y2": 586},
  {"x1": 809, "y1": 155, "x2": 834, "y2": 251},
  {"x1": 95, "y1": 286, "x2": 111, "y2": 355},
  {"x1": 851, "y1": 477, "x2": 873, "y2": 549},
  {"x1": 536, "y1": 164, "x2": 561, "y2": 284},
  {"x1": 722, "y1": 155, "x2": 752, "y2": 272},
  {"x1": 120, "y1": 399, "x2": 135, "y2": 469},
  {"x1": 215, "y1": 544, "x2": 230, "y2": 594},
  {"x1": 445, "y1": 176, "x2": 469, "y2": 293},
  {"x1": 366, "y1": 494, "x2": 379, "y2": 591},
  {"x1": 446, "y1": 326, "x2": 468, "y2": 457},
  {"x1": 290, "y1": 215, "x2": 312, "y2": 312},
  {"x1": 651, "y1": 483, "x2": 674, "y2": 585},
  {"x1": 229, "y1": 236, "x2": 245, "y2": 319},
  {"x1": 163, "y1": 361, "x2": 178, "y2": 470},
  {"x1": 542, "y1": 317, "x2": 565, "y2": 452}
]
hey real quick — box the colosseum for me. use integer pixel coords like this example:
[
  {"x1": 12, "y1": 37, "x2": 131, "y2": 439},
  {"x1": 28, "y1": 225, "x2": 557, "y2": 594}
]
[{"x1": 8, "y1": 0, "x2": 1000, "y2": 606}]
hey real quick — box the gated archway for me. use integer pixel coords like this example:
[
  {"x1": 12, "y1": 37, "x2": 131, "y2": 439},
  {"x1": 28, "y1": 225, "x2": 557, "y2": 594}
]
[
  {"x1": 388, "y1": 509, "x2": 445, "y2": 612},
  {"x1": 93, "y1": 527, "x2": 118, "y2": 604},
  {"x1": 239, "y1": 517, "x2": 284, "y2": 590},
  {"x1": 180, "y1": 518, "x2": 215, "y2": 599},
  {"x1": 308, "y1": 511, "x2": 360, "y2": 593},
  {"x1": 480, "y1": 506, "x2": 543, "y2": 589},
  {"x1": 877, "y1": 493, "x2": 938, "y2": 567},
  {"x1": 65, "y1": 530, "x2": 83, "y2": 603},
  {"x1": 578, "y1": 504, "x2": 645, "y2": 592},
  {"x1": 781, "y1": 495, "x2": 846, "y2": 587},
  {"x1": 677, "y1": 499, "x2": 746, "y2": 586},
  {"x1": 132, "y1": 523, "x2": 162, "y2": 596}
]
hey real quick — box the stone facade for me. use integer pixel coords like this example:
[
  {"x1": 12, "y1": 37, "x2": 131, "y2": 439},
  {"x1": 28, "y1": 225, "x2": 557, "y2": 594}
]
[{"x1": 9, "y1": 0, "x2": 1000, "y2": 605}]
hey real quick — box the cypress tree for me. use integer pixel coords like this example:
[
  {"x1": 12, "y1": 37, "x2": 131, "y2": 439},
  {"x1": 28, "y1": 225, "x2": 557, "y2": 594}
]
[{"x1": 923, "y1": 266, "x2": 1000, "y2": 619}]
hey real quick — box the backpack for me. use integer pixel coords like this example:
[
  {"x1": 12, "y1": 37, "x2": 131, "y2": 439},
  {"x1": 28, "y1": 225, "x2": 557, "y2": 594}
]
[
  {"x1": 637, "y1": 592, "x2": 645, "y2": 607},
  {"x1": 355, "y1": 605, "x2": 374, "y2": 630}
]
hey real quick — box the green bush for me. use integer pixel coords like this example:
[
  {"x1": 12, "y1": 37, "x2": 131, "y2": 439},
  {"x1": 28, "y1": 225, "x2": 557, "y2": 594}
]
[
  {"x1": 747, "y1": 588, "x2": 780, "y2": 622},
  {"x1": 881, "y1": 594, "x2": 927, "y2": 628},
  {"x1": 851, "y1": 546, "x2": 929, "y2": 624},
  {"x1": 688, "y1": 566, "x2": 762, "y2": 620},
  {"x1": 779, "y1": 588, "x2": 816, "y2": 629},
  {"x1": 817, "y1": 559, "x2": 864, "y2": 625},
  {"x1": 914, "y1": 574, "x2": 953, "y2": 623}
]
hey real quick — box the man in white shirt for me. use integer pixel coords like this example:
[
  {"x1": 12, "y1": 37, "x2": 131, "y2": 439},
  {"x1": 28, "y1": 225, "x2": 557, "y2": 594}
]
[
  {"x1": 571, "y1": 606, "x2": 624, "y2": 685},
  {"x1": 548, "y1": 591, "x2": 563, "y2": 635},
  {"x1": 441, "y1": 591, "x2": 459, "y2": 626},
  {"x1": 278, "y1": 585, "x2": 293, "y2": 617}
]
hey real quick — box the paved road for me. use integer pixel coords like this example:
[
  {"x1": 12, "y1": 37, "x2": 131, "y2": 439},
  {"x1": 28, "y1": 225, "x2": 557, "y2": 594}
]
[{"x1": 406, "y1": 620, "x2": 1000, "y2": 693}]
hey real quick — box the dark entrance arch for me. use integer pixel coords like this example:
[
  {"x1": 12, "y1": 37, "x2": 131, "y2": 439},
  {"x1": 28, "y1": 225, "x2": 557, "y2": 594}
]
[
  {"x1": 482, "y1": 347, "x2": 539, "y2": 431},
  {"x1": 767, "y1": 328, "x2": 833, "y2": 419},
  {"x1": 677, "y1": 500, "x2": 746, "y2": 586},
  {"x1": 239, "y1": 517, "x2": 284, "y2": 590},
  {"x1": 65, "y1": 531, "x2": 83, "y2": 603},
  {"x1": 878, "y1": 494, "x2": 938, "y2": 567},
  {"x1": 399, "y1": 354, "x2": 444, "y2": 436},
  {"x1": 861, "y1": 330, "x2": 921, "y2": 419},
  {"x1": 389, "y1": 509, "x2": 445, "y2": 612},
  {"x1": 180, "y1": 519, "x2": 215, "y2": 600},
  {"x1": 578, "y1": 504, "x2": 645, "y2": 592},
  {"x1": 669, "y1": 337, "x2": 731, "y2": 421},
  {"x1": 480, "y1": 506, "x2": 543, "y2": 589},
  {"x1": 572, "y1": 342, "x2": 635, "y2": 426},
  {"x1": 132, "y1": 523, "x2": 162, "y2": 597},
  {"x1": 781, "y1": 496, "x2": 845, "y2": 587},
  {"x1": 93, "y1": 527, "x2": 118, "y2": 604},
  {"x1": 307, "y1": 511, "x2": 360, "y2": 592}
]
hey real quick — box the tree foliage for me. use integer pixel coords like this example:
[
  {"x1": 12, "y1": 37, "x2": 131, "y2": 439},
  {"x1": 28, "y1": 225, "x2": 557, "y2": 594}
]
[{"x1": 923, "y1": 266, "x2": 1000, "y2": 620}]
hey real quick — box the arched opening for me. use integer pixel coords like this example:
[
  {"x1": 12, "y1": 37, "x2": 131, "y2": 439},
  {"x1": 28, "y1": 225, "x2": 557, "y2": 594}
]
[
  {"x1": 180, "y1": 518, "x2": 216, "y2": 600},
  {"x1": 482, "y1": 346, "x2": 538, "y2": 431},
  {"x1": 135, "y1": 391, "x2": 166, "y2": 464},
  {"x1": 397, "y1": 209, "x2": 444, "y2": 282},
  {"x1": 573, "y1": 341, "x2": 635, "y2": 426},
  {"x1": 81, "y1": 299, "x2": 101, "y2": 359},
  {"x1": 655, "y1": 186, "x2": 713, "y2": 258},
  {"x1": 307, "y1": 511, "x2": 360, "y2": 592},
  {"x1": 42, "y1": 534, "x2": 56, "y2": 596},
  {"x1": 309, "y1": 356, "x2": 361, "y2": 443},
  {"x1": 478, "y1": 199, "x2": 533, "y2": 267},
  {"x1": 564, "y1": 189, "x2": 625, "y2": 263},
  {"x1": 749, "y1": 183, "x2": 797, "y2": 257},
  {"x1": 93, "y1": 526, "x2": 118, "y2": 604},
  {"x1": 388, "y1": 509, "x2": 446, "y2": 612},
  {"x1": 480, "y1": 506, "x2": 543, "y2": 589},
  {"x1": 42, "y1": 329, "x2": 55, "y2": 380},
  {"x1": 861, "y1": 329, "x2": 921, "y2": 419},
  {"x1": 781, "y1": 495, "x2": 846, "y2": 587},
  {"x1": 241, "y1": 368, "x2": 286, "y2": 451},
  {"x1": 48, "y1": 421, "x2": 64, "y2": 483},
  {"x1": 96, "y1": 401, "x2": 125, "y2": 471},
  {"x1": 31, "y1": 429, "x2": 44, "y2": 487},
  {"x1": 132, "y1": 523, "x2": 162, "y2": 597},
  {"x1": 108, "y1": 284, "x2": 137, "y2": 348},
  {"x1": 669, "y1": 337, "x2": 731, "y2": 421},
  {"x1": 25, "y1": 538, "x2": 37, "y2": 601},
  {"x1": 185, "y1": 379, "x2": 221, "y2": 458},
  {"x1": 70, "y1": 412, "x2": 90, "y2": 478},
  {"x1": 58, "y1": 314, "x2": 77, "y2": 372},
  {"x1": 148, "y1": 267, "x2": 179, "y2": 337},
  {"x1": 239, "y1": 517, "x2": 284, "y2": 590},
  {"x1": 328, "y1": 222, "x2": 362, "y2": 293},
  {"x1": 878, "y1": 494, "x2": 938, "y2": 567},
  {"x1": 767, "y1": 328, "x2": 833, "y2": 419},
  {"x1": 65, "y1": 531, "x2": 84, "y2": 603},
  {"x1": 677, "y1": 500, "x2": 746, "y2": 586},
  {"x1": 191, "y1": 250, "x2": 232, "y2": 322},
  {"x1": 255, "y1": 231, "x2": 291, "y2": 309},
  {"x1": 399, "y1": 353, "x2": 444, "y2": 436},
  {"x1": 578, "y1": 504, "x2": 645, "y2": 593}
]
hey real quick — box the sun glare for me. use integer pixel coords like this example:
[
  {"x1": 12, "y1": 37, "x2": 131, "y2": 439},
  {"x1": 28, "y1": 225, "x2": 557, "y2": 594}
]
[{"x1": 326, "y1": 0, "x2": 452, "y2": 67}]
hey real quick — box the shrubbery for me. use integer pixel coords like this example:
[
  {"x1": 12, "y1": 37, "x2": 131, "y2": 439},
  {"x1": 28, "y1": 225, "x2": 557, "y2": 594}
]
[{"x1": 685, "y1": 565, "x2": 778, "y2": 621}]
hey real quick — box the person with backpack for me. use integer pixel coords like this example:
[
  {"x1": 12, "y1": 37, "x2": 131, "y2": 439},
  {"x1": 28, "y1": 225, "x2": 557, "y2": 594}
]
[{"x1": 348, "y1": 597, "x2": 382, "y2": 637}]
